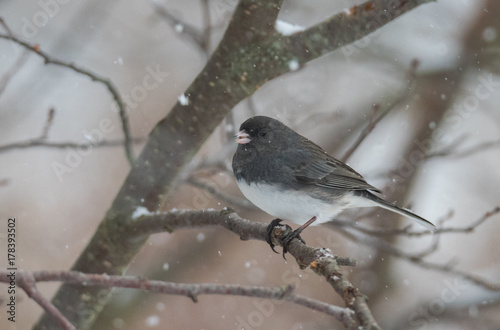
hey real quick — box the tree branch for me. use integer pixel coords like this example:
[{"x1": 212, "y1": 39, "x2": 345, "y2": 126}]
[
  {"x1": 287, "y1": 0, "x2": 431, "y2": 65},
  {"x1": 150, "y1": 1, "x2": 208, "y2": 54},
  {"x1": 131, "y1": 208, "x2": 354, "y2": 266},
  {"x1": 16, "y1": 273, "x2": 76, "y2": 330},
  {"x1": 335, "y1": 221, "x2": 500, "y2": 292},
  {"x1": 329, "y1": 206, "x2": 499, "y2": 237},
  {"x1": 130, "y1": 208, "x2": 382, "y2": 328},
  {"x1": 427, "y1": 139, "x2": 500, "y2": 160},
  {"x1": 0, "y1": 31, "x2": 135, "y2": 165},
  {"x1": 186, "y1": 176, "x2": 255, "y2": 209},
  {"x1": 0, "y1": 105, "x2": 145, "y2": 154},
  {"x1": 0, "y1": 137, "x2": 145, "y2": 154},
  {"x1": 0, "y1": 47, "x2": 30, "y2": 96},
  {"x1": 340, "y1": 59, "x2": 420, "y2": 162},
  {"x1": 1, "y1": 269, "x2": 357, "y2": 328}
]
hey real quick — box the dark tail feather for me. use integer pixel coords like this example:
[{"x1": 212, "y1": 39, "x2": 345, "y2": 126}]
[{"x1": 360, "y1": 191, "x2": 436, "y2": 230}]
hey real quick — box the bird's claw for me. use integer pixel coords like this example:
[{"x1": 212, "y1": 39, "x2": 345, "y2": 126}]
[
  {"x1": 265, "y1": 219, "x2": 283, "y2": 254},
  {"x1": 281, "y1": 229, "x2": 306, "y2": 259},
  {"x1": 266, "y1": 219, "x2": 306, "y2": 260}
]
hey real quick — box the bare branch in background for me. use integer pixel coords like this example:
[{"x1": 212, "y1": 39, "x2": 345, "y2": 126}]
[
  {"x1": 150, "y1": 1, "x2": 208, "y2": 54},
  {"x1": 201, "y1": 0, "x2": 212, "y2": 54},
  {"x1": 0, "y1": 138, "x2": 145, "y2": 154},
  {"x1": 40, "y1": 108, "x2": 55, "y2": 140},
  {"x1": 330, "y1": 206, "x2": 499, "y2": 237},
  {"x1": 0, "y1": 48, "x2": 30, "y2": 95},
  {"x1": 333, "y1": 209, "x2": 500, "y2": 292},
  {"x1": 186, "y1": 176, "x2": 255, "y2": 210},
  {"x1": 17, "y1": 273, "x2": 76, "y2": 330},
  {"x1": 340, "y1": 59, "x2": 420, "y2": 162},
  {"x1": 0, "y1": 17, "x2": 31, "y2": 95},
  {"x1": 150, "y1": 0, "x2": 222, "y2": 56},
  {"x1": 0, "y1": 29, "x2": 135, "y2": 165},
  {"x1": 0, "y1": 17, "x2": 13, "y2": 34},
  {"x1": 0, "y1": 269, "x2": 357, "y2": 328},
  {"x1": 428, "y1": 139, "x2": 500, "y2": 160},
  {"x1": 0, "y1": 107, "x2": 146, "y2": 154}
]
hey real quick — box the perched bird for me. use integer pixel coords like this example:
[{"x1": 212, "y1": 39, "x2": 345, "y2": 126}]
[{"x1": 232, "y1": 116, "x2": 435, "y2": 257}]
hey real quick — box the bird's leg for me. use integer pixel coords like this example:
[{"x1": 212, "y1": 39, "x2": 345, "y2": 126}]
[
  {"x1": 265, "y1": 219, "x2": 284, "y2": 254},
  {"x1": 266, "y1": 217, "x2": 318, "y2": 259},
  {"x1": 281, "y1": 216, "x2": 317, "y2": 259}
]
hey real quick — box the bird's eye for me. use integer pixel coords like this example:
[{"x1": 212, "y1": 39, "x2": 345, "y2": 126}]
[{"x1": 258, "y1": 129, "x2": 267, "y2": 138}]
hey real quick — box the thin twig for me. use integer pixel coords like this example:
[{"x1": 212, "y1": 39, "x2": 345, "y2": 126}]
[
  {"x1": 150, "y1": 0, "x2": 216, "y2": 56},
  {"x1": 329, "y1": 207, "x2": 499, "y2": 237},
  {"x1": 335, "y1": 221, "x2": 500, "y2": 292},
  {"x1": 0, "y1": 137, "x2": 145, "y2": 153},
  {"x1": 0, "y1": 32, "x2": 135, "y2": 165},
  {"x1": 40, "y1": 108, "x2": 55, "y2": 140},
  {"x1": 0, "y1": 105, "x2": 144, "y2": 154},
  {"x1": 0, "y1": 17, "x2": 32, "y2": 95},
  {"x1": 0, "y1": 17, "x2": 13, "y2": 34},
  {"x1": 428, "y1": 139, "x2": 500, "y2": 160},
  {"x1": 0, "y1": 269, "x2": 356, "y2": 327},
  {"x1": 0, "y1": 48, "x2": 30, "y2": 95},
  {"x1": 340, "y1": 103, "x2": 382, "y2": 162},
  {"x1": 201, "y1": 0, "x2": 212, "y2": 54},
  {"x1": 186, "y1": 176, "x2": 255, "y2": 210},
  {"x1": 430, "y1": 206, "x2": 500, "y2": 235},
  {"x1": 150, "y1": 1, "x2": 207, "y2": 52},
  {"x1": 340, "y1": 59, "x2": 420, "y2": 162},
  {"x1": 17, "y1": 273, "x2": 76, "y2": 330},
  {"x1": 411, "y1": 229, "x2": 440, "y2": 258},
  {"x1": 424, "y1": 134, "x2": 468, "y2": 158}
]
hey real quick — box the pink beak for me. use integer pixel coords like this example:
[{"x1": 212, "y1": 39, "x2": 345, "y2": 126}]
[{"x1": 235, "y1": 130, "x2": 251, "y2": 144}]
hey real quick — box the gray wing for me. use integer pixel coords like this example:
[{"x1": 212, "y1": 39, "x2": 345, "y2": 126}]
[{"x1": 288, "y1": 142, "x2": 381, "y2": 192}]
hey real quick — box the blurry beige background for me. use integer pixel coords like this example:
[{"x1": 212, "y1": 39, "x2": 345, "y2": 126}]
[{"x1": 1, "y1": 0, "x2": 500, "y2": 329}]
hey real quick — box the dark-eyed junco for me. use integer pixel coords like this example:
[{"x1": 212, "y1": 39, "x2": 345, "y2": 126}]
[{"x1": 232, "y1": 116, "x2": 435, "y2": 257}]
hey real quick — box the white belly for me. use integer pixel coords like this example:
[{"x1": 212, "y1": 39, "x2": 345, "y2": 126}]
[{"x1": 236, "y1": 180, "x2": 365, "y2": 225}]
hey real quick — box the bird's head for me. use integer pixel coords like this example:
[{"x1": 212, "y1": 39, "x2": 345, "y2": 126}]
[{"x1": 235, "y1": 116, "x2": 289, "y2": 154}]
